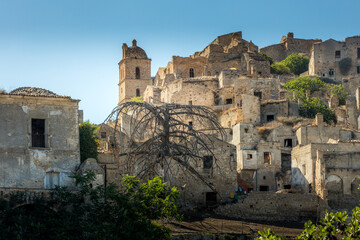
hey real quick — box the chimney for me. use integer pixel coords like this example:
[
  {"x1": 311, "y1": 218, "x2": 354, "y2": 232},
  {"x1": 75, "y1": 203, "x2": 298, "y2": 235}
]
[
  {"x1": 315, "y1": 113, "x2": 323, "y2": 126},
  {"x1": 132, "y1": 39, "x2": 137, "y2": 47}
]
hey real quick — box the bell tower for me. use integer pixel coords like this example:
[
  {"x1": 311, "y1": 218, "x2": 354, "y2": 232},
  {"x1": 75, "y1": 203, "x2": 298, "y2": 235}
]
[{"x1": 118, "y1": 39, "x2": 151, "y2": 104}]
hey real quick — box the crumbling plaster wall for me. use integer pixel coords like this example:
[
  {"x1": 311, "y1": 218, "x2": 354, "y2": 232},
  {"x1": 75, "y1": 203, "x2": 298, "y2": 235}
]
[{"x1": 0, "y1": 95, "x2": 80, "y2": 189}]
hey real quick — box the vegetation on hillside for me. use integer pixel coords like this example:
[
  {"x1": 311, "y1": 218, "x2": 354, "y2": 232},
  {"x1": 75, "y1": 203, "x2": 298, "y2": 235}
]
[
  {"x1": 271, "y1": 53, "x2": 309, "y2": 75},
  {"x1": 0, "y1": 172, "x2": 181, "y2": 240},
  {"x1": 282, "y1": 76, "x2": 349, "y2": 123},
  {"x1": 79, "y1": 121, "x2": 99, "y2": 162}
]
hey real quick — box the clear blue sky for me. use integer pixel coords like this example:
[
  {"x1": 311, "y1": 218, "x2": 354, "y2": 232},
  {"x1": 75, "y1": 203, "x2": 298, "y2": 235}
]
[{"x1": 1, "y1": 0, "x2": 359, "y2": 123}]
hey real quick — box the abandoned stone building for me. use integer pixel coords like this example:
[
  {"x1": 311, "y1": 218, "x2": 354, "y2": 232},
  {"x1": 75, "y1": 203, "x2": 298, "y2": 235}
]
[
  {"x1": 308, "y1": 35, "x2": 360, "y2": 81},
  {"x1": 104, "y1": 31, "x2": 360, "y2": 209},
  {"x1": 0, "y1": 87, "x2": 82, "y2": 191},
  {"x1": 260, "y1": 32, "x2": 322, "y2": 62}
]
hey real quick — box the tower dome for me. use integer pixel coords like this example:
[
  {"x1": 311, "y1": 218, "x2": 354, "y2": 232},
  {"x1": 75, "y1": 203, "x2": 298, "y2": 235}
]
[{"x1": 122, "y1": 39, "x2": 148, "y2": 59}]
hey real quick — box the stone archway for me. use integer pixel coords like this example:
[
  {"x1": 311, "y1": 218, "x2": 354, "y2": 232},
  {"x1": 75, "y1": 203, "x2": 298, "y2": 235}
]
[
  {"x1": 351, "y1": 176, "x2": 360, "y2": 196},
  {"x1": 325, "y1": 175, "x2": 343, "y2": 198}
]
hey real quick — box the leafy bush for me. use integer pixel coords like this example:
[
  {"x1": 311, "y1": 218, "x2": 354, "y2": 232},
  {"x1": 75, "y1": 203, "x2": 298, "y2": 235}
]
[
  {"x1": 0, "y1": 172, "x2": 181, "y2": 240},
  {"x1": 283, "y1": 76, "x2": 326, "y2": 98},
  {"x1": 283, "y1": 76, "x2": 347, "y2": 105},
  {"x1": 256, "y1": 208, "x2": 360, "y2": 240},
  {"x1": 299, "y1": 98, "x2": 336, "y2": 124},
  {"x1": 327, "y1": 84, "x2": 348, "y2": 105},
  {"x1": 270, "y1": 62, "x2": 290, "y2": 74},
  {"x1": 338, "y1": 57, "x2": 352, "y2": 75},
  {"x1": 79, "y1": 121, "x2": 99, "y2": 162},
  {"x1": 282, "y1": 53, "x2": 309, "y2": 75},
  {"x1": 260, "y1": 52, "x2": 274, "y2": 65}
]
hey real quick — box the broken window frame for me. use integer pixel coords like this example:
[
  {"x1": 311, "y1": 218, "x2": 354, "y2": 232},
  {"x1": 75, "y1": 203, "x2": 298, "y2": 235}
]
[
  {"x1": 284, "y1": 138, "x2": 293, "y2": 147},
  {"x1": 264, "y1": 152, "x2": 271, "y2": 165},
  {"x1": 225, "y1": 98, "x2": 233, "y2": 104},
  {"x1": 31, "y1": 118, "x2": 46, "y2": 148},
  {"x1": 203, "y1": 155, "x2": 213, "y2": 169},
  {"x1": 335, "y1": 50, "x2": 341, "y2": 58}
]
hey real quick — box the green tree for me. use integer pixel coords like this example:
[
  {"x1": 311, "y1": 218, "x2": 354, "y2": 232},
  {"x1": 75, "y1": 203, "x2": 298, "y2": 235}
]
[
  {"x1": 299, "y1": 98, "x2": 336, "y2": 124},
  {"x1": 0, "y1": 172, "x2": 180, "y2": 240},
  {"x1": 79, "y1": 121, "x2": 99, "y2": 162},
  {"x1": 270, "y1": 62, "x2": 290, "y2": 74},
  {"x1": 282, "y1": 53, "x2": 309, "y2": 75}
]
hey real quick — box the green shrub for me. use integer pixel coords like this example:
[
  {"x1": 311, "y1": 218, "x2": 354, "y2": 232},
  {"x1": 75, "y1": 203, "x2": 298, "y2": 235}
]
[
  {"x1": 270, "y1": 62, "x2": 290, "y2": 74},
  {"x1": 79, "y1": 121, "x2": 99, "y2": 162},
  {"x1": 327, "y1": 84, "x2": 348, "y2": 105},
  {"x1": 282, "y1": 53, "x2": 309, "y2": 75},
  {"x1": 299, "y1": 98, "x2": 336, "y2": 124}
]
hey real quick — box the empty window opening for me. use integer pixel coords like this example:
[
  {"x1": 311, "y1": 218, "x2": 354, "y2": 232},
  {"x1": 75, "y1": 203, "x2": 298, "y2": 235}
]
[
  {"x1": 244, "y1": 128, "x2": 249, "y2": 133},
  {"x1": 263, "y1": 176, "x2": 266, "y2": 180},
  {"x1": 248, "y1": 188, "x2": 253, "y2": 193},
  {"x1": 188, "y1": 121, "x2": 193, "y2": 127},
  {"x1": 239, "y1": 100, "x2": 242, "y2": 107},
  {"x1": 264, "y1": 152, "x2": 271, "y2": 164},
  {"x1": 254, "y1": 91, "x2": 262, "y2": 100},
  {"x1": 329, "y1": 69, "x2": 334, "y2": 76},
  {"x1": 357, "y1": 66, "x2": 360, "y2": 74},
  {"x1": 189, "y1": 68, "x2": 194, "y2": 78},
  {"x1": 266, "y1": 115, "x2": 275, "y2": 122},
  {"x1": 358, "y1": 48, "x2": 360, "y2": 58},
  {"x1": 188, "y1": 100, "x2": 192, "y2": 105},
  {"x1": 259, "y1": 185, "x2": 269, "y2": 191},
  {"x1": 100, "y1": 132, "x2": 107, "y2": 139},
  {"x1": 32, "y1": 119, "x2": 45, "y2": 148},
  {"x1": 335, "y1": 50, "x2": 341, "y2": 58},
  {"x1": 205, "y1": 192, "x2": 217, "y2": 206},
  {"x1": 246, "y1": 154, "x2": 252, "y2": 160},
  {"x1": 136, "y1": 88, "x2": 140, "y2": 97},
  {"x1": 45, "y1": 172, "x2": 60, "y2": 189},
  {"x1": 226, "y1": 98, "x2": 233, "y2": 104},
  {"x1": 203, "y1": 156, "x2": 213, "y2": 169},
  {"x1": 136, "y1": 67, "x2": 140, "y2": 79},
  {"x1": 284, "y1": 138, "x2": 293, "y2": 147},
  {"x1": 258, "y1": 71, "x2": 262, "y2": 75},
  {"x1": 284, "y1": 185, "x2": 291, "y2": 189}
]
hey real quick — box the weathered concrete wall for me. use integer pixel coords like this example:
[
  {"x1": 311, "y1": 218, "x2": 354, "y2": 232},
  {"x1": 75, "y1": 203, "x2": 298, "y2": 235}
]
[
  {"x1": 0, "y1": 95, "x2": 80, "y2": 189},
  {"x1": 214, "y1": 192, "x2": 329, "y2": 222}
]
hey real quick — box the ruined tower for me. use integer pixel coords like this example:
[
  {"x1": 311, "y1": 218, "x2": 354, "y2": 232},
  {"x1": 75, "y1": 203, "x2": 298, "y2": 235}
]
[{"x1": 118, "y1": 39, "x2": 151, "y2": 104}]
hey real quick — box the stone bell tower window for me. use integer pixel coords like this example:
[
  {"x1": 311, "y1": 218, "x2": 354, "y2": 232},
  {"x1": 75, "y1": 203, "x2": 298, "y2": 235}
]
[
  {"x1": 136, "y1": 67, "x2": 140, "y2": 79},
  {"x1": 189, "y1": 68, "x2": 194, "y2": 78},
  {"x1": 136, "y1": 88, "x2": 140, "y2": 97}
]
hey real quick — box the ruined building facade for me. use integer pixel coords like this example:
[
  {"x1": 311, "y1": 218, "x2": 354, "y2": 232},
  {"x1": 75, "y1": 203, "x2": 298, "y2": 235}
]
[
  {"x1": 103, "y1": 31, "x2": 360, "y2": 209},
  {"x1": 0, "y1": 87, "x2": 81, "y2": 190}
]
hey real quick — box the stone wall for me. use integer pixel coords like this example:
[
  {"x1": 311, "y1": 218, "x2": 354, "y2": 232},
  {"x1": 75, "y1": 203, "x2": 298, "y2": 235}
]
[
  {"x1": 214, "y1": 192, "x2": 329, "y2": 222},
  {"x1": 309, "y1": 36, "x2": 360, "y2": 81},
  {"x1": 0, "y1": 94, "x2": 80, "y2": 189}
]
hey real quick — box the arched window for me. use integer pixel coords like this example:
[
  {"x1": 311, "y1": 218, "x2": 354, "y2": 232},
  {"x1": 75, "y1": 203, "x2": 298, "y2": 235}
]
[
  {"x1": 136, "y1": 67, "x2": 140, "y2": 79},
  {"x1": 136, "y1": 88, "x2": 140, "y2": 97},
  {"x1": 189, "y1": 68, "x2": 194, "y2": 78}
]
